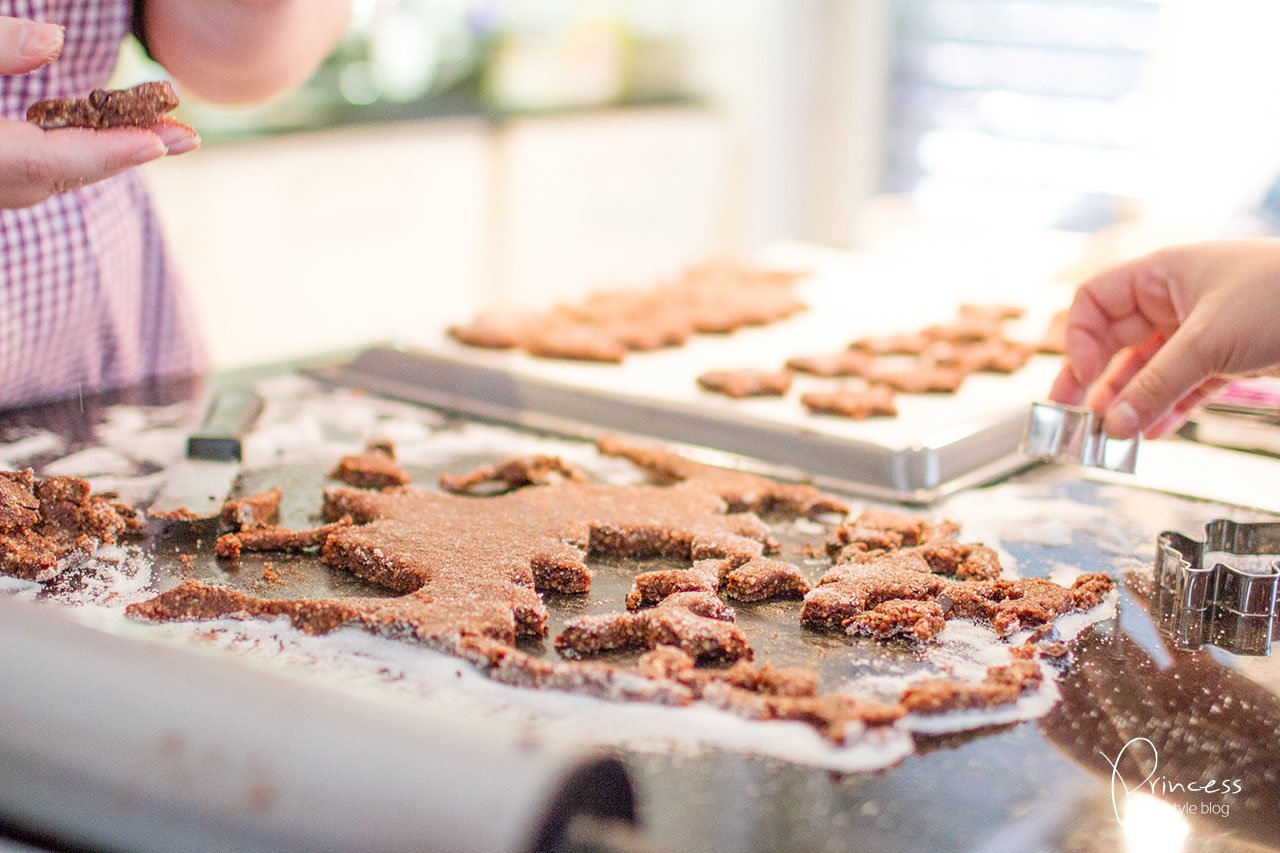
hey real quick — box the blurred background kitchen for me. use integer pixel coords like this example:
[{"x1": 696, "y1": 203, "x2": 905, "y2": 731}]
[{"x1": 112, "y1": 0, "x2": 1280, "y2": 370}]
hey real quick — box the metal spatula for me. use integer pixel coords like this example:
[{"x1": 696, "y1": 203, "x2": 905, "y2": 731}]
[{"x1": 148, "y1": 387, "x2": 262, "y2": 520}]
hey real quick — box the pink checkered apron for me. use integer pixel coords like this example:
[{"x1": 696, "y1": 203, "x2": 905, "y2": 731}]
[{"x1": 0, "y1": 0, "x2": 205, "y2": 409}]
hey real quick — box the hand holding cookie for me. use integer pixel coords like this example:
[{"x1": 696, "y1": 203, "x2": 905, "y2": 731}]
[{"x1": 0, "y1": 15, "x2": 198, "y2": 210}]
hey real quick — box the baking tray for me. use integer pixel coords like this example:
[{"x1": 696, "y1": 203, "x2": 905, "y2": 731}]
[
  {"x1": 308, "y1": 247, "x2": 1068, "y2": 503},
  {"x1": 307, "y1": 345, "x2": 1041, "y2": 505}
]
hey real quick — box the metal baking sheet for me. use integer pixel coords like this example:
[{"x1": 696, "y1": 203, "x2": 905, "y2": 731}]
[{"x1": 307, "y1": 344, "x2": 1039, "y2": 505}]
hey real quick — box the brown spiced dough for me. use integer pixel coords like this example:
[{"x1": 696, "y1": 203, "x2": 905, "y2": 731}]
[
  {"x1": 920, "y1": 317, "x2": 1005, "y2": 344},
  {"x1": 130, "y1": 441, "x2": 940, "y2": 742},
  {"x1": 637, "y1": 645, "x2": 904, "y2": 744},
  {"x1": 449, "y1": 261, "x2": 807, "y2": 363},
  {"x1": 900, "y1": 660, "x2": 1043, "y2": 714},
  {"x1": 0, "y1": 472, "x2": 41, "y2": 532},
  {"x1": 127, "y1": 566, "x2": 1037, "y2": 740},
  {"x1": 637, "y1": 646, "x2": 813, "y2": 696},
  {"x1": 462, "y1": 636, "x2": 905, "y2": 744},
  {"x1": 438, "y1": 455, "x2": 586, "y2": 495},
  {"x1": 555, "y1": 595, "x2": 752, "y2": 663},
  {"x1": 549, "y1": 291, "x2": 698, "y2": 345},
  {"x1": 719, "y1": 556, "x2": 811, "y2": 602},
  {"x1": 124, "y1": 445, "x2": 1098, "y2": 741},
  {"x1": 700, "y1": 684, "x2": 906, "y2": 743},
  {"x1": 924, "y1": 340, "x2": 1033, "y2": 374},
  {"x1": 800, "y1": 386, "x2": 898, "y2": 419},
  {"x1": 328, "y1": 441, "x2": 412, "y2": 489},
  {"x1": 624, "y1": 555, "x2": 810, "y2": 609},
  {"x1": 939, "y1": 574, "x2": 1114, "y2": 636},
  {"x1": 446, "y1": 313, "x2": 530, "y2": 349},
  {"x1": 215, "y1": 516, "x2": 353, "y2": 560},
  {"x1": 904, "y1": 541, "x2": 1004, "y2": 581},
  {"x1": 679, "y1": 262, "x2": 807, "y2": 333},
  {"x1": 830, "y1": 540, "x2": 1001, "y2": 583},
  {"x1": 844, "y1": 599, "x2": 947, "y2": 643},
  {"x1": 803, "y1": 552, "x2": 1113, "y2": 641},
  {"x1": 802, "y1": 559, "x2": 948, "y2": 633},
  {"x1": 864, "y1": 363, "x2": 968, "y2": 394},
  {"x1": 524, "y1": 323, "x2": 629, "y2": 363},
  {"x1": 132, "y1": 437, "x2": 838, "y2": 653},
  {"x1": 784, "y1": 350, "x2": 874, "y2": 378},
  {"x1": 815, "y1": 302, "x2": 1051, "y2": 413},
  {"x1": 607, "y1": 316, "x2": 695, "y2": 351},
  {"x1": 655, "y1": 590, "x2": 737, "y2": 621},
  {"x1": 829, "y1": 509, "x2": 960, "y2": 551},
  {"x1": 0, "y1": 469, "x2": 140, "y2": 582},
  {"x1": 220, "y1": 487, "x2": 282, "y2": 531},
  {"x1": 625, "y1": 562, "x2": 718, "y2": 610},
  {"x1": 801, "y1": 508, "x2": 1113, "y2": 641},
  {"x1": 27, "y1": 81, "x2": 180, "y2": 129},
  {"x1": 696, "y1": 370, "x2": 793, "y2": 398},
  {"x1": 847, "y1": 332, "x2": 933, "y2": 356}
]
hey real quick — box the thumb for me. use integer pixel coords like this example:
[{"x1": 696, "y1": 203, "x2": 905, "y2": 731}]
[
  {"x1": 0, "y1": 121, "x2": 166, "y2": 209},
  {"x1": 0, "y1": 17, "x2": 64, "y2": 75},
  {"x1": 1102, "y1": 323, "x2": 1215, "y2": 439}
]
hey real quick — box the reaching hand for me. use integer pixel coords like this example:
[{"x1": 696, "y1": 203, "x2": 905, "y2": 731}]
[
  {"x1": 0, "y1": 15, "x2": 198, "y2": 210},
  {"x1": 1050, "y1": 239, "x2": 1280, "y2": 439}
]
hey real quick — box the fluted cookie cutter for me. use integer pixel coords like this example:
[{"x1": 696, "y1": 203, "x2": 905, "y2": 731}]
[
  {"x1": 1021, "y1": 401, "x2": 1140, "y2": 473},
  {"x1": 1152, "y1": 521, "x2": 1280, "y2": 655}
]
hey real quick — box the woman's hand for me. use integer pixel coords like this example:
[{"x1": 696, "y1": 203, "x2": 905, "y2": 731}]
[
  {"x1": 1049, "y1": 239, "x2": 1280, "y2": 439},
  {"x1": 0, "y1": 16, "x2": 198, "y2": 210}
]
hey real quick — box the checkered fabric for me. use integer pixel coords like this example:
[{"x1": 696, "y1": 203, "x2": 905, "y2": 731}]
[{"x1": 0, "y1": 0, "x2": 205, "y2": 409}]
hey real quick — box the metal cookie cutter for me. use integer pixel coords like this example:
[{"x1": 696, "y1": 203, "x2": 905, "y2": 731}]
[
  {"x1": 1152, "y1": 521, "x2": 1280, "y2": 655},
  {"x1": 1021, "y1": 401, "x2": 1140, "y2": 473}
]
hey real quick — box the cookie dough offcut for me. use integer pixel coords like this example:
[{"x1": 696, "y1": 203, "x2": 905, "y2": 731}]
[
  {"x1": 0, "y1": 469, "x2": 141, "y2": 583},
  {"x1": 27, "y1": 81, "x2": 181, "y2": 130}
]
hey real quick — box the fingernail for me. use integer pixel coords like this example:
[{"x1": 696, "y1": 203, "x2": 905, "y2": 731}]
[
  {"x1": 129, "y1": 134, "x2": 168, "y2": 163},
  {"x1": 1103, "y1": 401, "x2": 1140, "y2": 440},
  {"x1": 153, "y1": 123, "x2": 201, "y2": 155},
  {"x1": 1146, "y1": 413, "x2": 1186, "y2": 440},
  {"x1": 22, "y1": 23, "x2": 64, "y2": 63}
]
